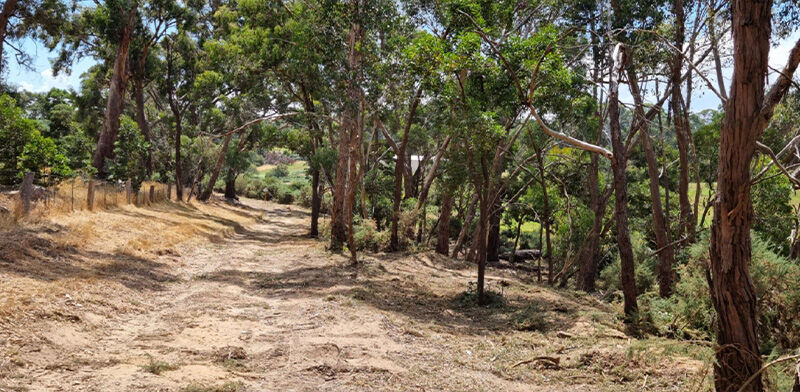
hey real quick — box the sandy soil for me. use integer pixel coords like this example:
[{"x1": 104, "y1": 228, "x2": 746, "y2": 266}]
[{"x1": 0, "y1": 198, "x2": 710, "y2": 391}]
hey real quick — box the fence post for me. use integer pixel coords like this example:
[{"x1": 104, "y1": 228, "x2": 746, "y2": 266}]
[
  {"x1": 167, "y1": 183, "x2": 172, "y2": 201},
  {"x1": 20, "y1": 172, "x2": 34, "y2": 215},
  {"x1": 149, "y1": 185, "x2": 155, "y2": 205},
  {"x1": 125, "y1": 180, "x2": 132, "y2": 204},
  {"x1": 71, "y1": 178, "x2": 75, "y2": 211},
  {"x1": 87, "y1": 179, "x2": 95, "y2": 211}
]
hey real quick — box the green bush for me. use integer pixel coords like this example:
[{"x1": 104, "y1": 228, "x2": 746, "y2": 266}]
[
  {"x1": 109, "y1": 116, "x2": 149, "y2": 192},
  {"x1": 272, "y1": 163, "x2": 289, "y2": 178},
  {"x1": 643, "y1": 233, "x2": 800, "y2": 352}
]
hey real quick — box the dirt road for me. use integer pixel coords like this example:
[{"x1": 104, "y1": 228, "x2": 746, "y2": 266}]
[{"x1": 0, "y1": 199, "x2": 707, "y2": 391}]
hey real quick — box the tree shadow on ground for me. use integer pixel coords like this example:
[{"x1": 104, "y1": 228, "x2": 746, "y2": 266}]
[{"x1": 0, "y1": 226, "x2": 176, "y2": 291}]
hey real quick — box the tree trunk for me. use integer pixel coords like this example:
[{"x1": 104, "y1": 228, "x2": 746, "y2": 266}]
[
  {"x1": 330, "y1": 12, "x2": 364, "y2": 256},
  {"x1": 641, "y1": 128, "x2": 676, "y2": 297},
  {"x1": 510, "y1": 219, "x2": 522, "y2": 264},
  {"x1": 437, "y1": 187, "x2": 454, "y2": 255},
  {"x1": 475, "y1": 191, "x2": 489, "y2": 305},
  {"x1": 629, "y1": 67, "x2": 676, "y2": 298},
  {"x1": 535, "y1": 148, "x2": 553, "y2": 285},
  {"x1": 0, "y1": 0, "x2": 19, "y2": 90},
  {"x1": 486, "y1": 197, "x2": 502, "y2": 262},
  {"x1": 174, "y1": 112, "x2": 184, "y2": 201},
  {"x1": 310, "y1": 167, "x2": 321, "y2": 237},
  {"x1": 224, "y1": 168, "x2": 237, "y2": 199},
  {"x1": 133, "y1": 79, "x2": 154, "y2": 174},
  {"x1": 199, "y1": 132, "x2": 233, "y2": 201},
  {"x1": 452, "y1": 193, "x2": 478, "y2": 258},
  {"x1": 609, "y1": 44, "x2": 638, "y2": 324},
  {"x1": 389, "y1": 88, "x2": 423, "y2": 251},
  {"x1": 670, "y1": 0, "x2": 695, "y2": 244},
  {"x1": 576, "y1": 154, "x2": 604, "y2": 292},
  {"x1": 92, "y1": 11, "x2": 135, "y2": 175},
  {"x1": 709, "y1": 1, "x2": 771, "y2": 390}
]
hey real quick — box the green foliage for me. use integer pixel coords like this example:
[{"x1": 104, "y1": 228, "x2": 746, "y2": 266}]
[
  {"x1": 271, "y1": 163, "x2": 289, "y2": 178},
  {"x1": 0, "y1": 94, "x2": 69, "y2": 184},
  {"x1": 109, "y1": 116, "x2": 150, "y2": 192},
  {"x1": 18, "y1": 129, "x2": 71, "y2": 181},
  {"x1": 642, "y1": 234, "x2": 800, "y2": 352},
  {"x1": 752, "y1": 164, "x2": 794, "y2": 255},
  {"x1": 598, "y1": 231, "x2": 657, "y2": 297}
]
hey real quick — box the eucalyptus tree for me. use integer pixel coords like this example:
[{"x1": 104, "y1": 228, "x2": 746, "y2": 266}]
[
  {"x1": 158, "y1": 29, "x2": 200, "y2": 201},
  {"x1": 707, "y1": 2, "x2": 800, "y2": 390},
  {"x1": 54, "y1": 0, "x2": 186, "y2": 175}
]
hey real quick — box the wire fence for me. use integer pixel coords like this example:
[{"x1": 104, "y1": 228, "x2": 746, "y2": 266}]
[{"x1": 0, "y1": 173, "x2": 174, "y2": 224}]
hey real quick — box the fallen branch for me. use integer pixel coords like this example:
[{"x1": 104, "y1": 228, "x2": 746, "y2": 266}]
[{"x1": 511, "y1": 356, "x2": 561, "y2": 369}]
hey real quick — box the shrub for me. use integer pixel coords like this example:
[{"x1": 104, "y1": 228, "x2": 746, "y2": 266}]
[
  {"x1": 646, "y1": 233, "x2": 800, "y2": 352},
  {"x1": 272, "y1": 163, "x2": 289, "y2": 178},
  {"x1": 353, "y1": 219, "x2": 390, "y2": 252},
  {"x1": 109, "y1": 116, "x2": 149, "y2": 192}
]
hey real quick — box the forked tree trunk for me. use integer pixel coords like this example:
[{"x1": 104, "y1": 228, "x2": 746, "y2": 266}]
[{"x1": 92, "y1": 12, "x2": 135, "y2": 174}]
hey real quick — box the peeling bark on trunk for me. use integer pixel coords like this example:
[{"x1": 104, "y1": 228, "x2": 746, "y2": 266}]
[
  {"x1": 710, "y1": 1, "x2": 769, "y2": 390},
  {"x1": 92, "y1": 11, "x2": 136, "y2": 175}
]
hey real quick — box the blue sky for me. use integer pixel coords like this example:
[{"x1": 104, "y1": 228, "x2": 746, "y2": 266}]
[
  {"x1": 6, "y1": 31, "x2": 800, "y2": 113},
  {"x1": 5, "y1": 37, "x2": 93, "y2": 94}
]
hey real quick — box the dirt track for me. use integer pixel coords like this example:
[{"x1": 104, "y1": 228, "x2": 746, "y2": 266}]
[{"x1": 0, "y1": 199, "x2": 708, "y2": 391}]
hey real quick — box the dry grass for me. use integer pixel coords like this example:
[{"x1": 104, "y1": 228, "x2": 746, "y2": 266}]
[
  {"x1": 0, "y1": 178, "x2": 173, "y2": 229},
  {"x1": 0, "y1": 196, "x2": 262, "y2": 325}
]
